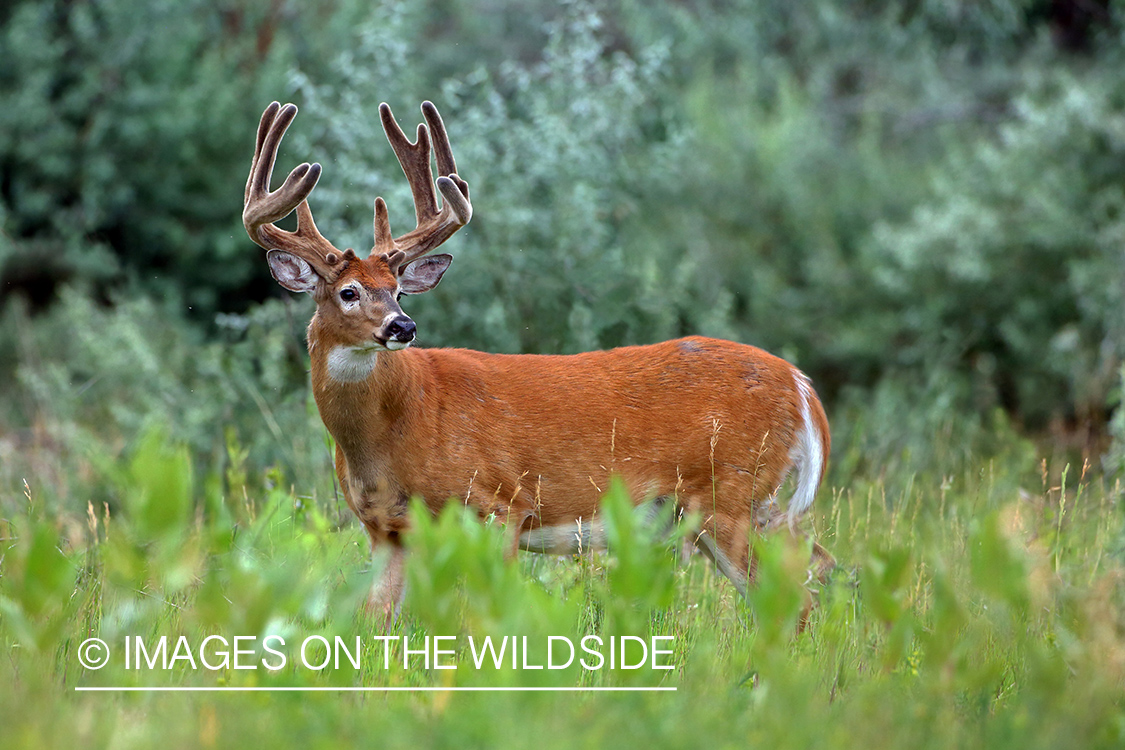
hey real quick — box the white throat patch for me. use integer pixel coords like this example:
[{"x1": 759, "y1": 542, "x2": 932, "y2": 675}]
[{"x1": 326, "y1": 345, "x2": 380, "y2": 383}]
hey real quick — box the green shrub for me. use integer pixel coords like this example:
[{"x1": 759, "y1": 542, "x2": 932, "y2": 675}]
[
  {"x1": 4, "y1": 0, "x2": 1124, "y2": 449},
  {"x1": 2, "y1": 290, "x2": 333, "y2": 517},
  {"x1": 286, "y1": 3, "x2": 729, "y2": 355},
  {"x1": 866, "y1": 71, "x2": 1125, "y2": 426}
]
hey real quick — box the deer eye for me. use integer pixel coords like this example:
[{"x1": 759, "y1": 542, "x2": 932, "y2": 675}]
[{"x1": 339, "y1": 288, "x2": 358, "y2": 302}]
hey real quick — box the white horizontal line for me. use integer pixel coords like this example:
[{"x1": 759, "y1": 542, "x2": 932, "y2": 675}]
[{"x1": 75, "y1": 686, "x2": 676, "y2": 693}]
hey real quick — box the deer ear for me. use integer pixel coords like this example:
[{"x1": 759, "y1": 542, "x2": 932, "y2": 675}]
[
  {"x1": 267, "y1": 249, "x2": 319, "y2": 293},
  {"x1": 399, "y1": 254, "x2": 452, "y2": 294}
]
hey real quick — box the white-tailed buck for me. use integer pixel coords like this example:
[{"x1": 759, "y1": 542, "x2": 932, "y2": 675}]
[{"x1": 244, "y1": 100, "x2": 833, "y2": 620}]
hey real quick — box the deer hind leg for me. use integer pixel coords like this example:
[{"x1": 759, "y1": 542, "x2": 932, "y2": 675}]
[
  {"x1": 757, "y1": 502, "x2": 836, "y2": 588},
  {"x1": 691, "y1": 510, "x2": 754, "y2": 600},
  {"x1": 754, "y1": 501, "x2": 837, "y2": 630},
  {"x1": 689, "y1": 498, "x2": 836, "y2": 610},
  {"x1": 808, "y1": 540, "x2": 836, "y2": 589}
]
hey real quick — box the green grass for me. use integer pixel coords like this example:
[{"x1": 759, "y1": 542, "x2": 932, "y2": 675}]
[{"x1": 2, "y1": 426, "x2": 1124, "y2": 749}]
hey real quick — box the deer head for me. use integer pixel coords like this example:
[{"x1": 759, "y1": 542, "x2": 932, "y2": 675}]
[{"x1": 243, "y1": 101, "x2": 472, "y2": 352}]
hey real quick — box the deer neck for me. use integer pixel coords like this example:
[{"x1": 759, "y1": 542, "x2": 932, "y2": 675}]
[{"x1": 308, "y1": 325, "x2": 422, "y2": 470}]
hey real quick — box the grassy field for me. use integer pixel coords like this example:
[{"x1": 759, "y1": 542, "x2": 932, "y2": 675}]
[{"x1": 1, "y1": 422, "x2": 1123, "y2": 749}]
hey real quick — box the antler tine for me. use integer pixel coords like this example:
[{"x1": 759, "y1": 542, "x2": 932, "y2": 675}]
[
  {"x1": 373, "y1": 101, "x2": 472, "y2": 268},
  {"x1": 379, "y1": 103, "x2": 438, "y2": 224},
  {"x1": 244, "y1": 102, "x2": 345, "y2": 280},
  {"x1": 421, "y1": 101, "x2": 457, "y2": 178},
  {"x1": 423, "y1": 99, "x2": 472, "y2": 225},
  {"x1": 245, "y1": 101, "x2": 280, "y2": 208},
  {"x1": 245, "y1": 103, "x2": 314, "y2": 233}
]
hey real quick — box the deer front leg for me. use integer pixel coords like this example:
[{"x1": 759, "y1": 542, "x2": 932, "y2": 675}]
[
  {"x1": 357, "y1": 505, "x2": 411, "y2": 629},
  {"x1": 367, "y1": 537, "x2": 406, "y2": 628},
  {"x1": 335, "y1": 447, "x2": 409, "y2": 627}
]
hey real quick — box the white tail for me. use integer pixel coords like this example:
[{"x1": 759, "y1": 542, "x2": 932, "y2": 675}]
[{"x1": 787, "y1": 372, "x2": 827, "y2": 528}]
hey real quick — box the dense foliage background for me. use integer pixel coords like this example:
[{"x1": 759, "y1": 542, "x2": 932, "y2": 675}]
[
  {"x1": 2, "y1": 0, "x2": 1124, "y2": 485},
  {"x1": 2, "y1": 1, "x2": 1125, "y2": 746}
]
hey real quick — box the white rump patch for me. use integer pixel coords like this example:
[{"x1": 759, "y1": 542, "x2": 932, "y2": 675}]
[{"x1": 326, "y1": 345, "x2": 380, "y2": 383}]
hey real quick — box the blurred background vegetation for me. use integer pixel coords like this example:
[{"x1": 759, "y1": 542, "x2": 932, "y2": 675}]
[
  {"x1": 3, "y1": 2, "x2": 1125, "y2": 745},
  {"x1": 1, "y1": 0, "x2": 1124, "y2": 507}
]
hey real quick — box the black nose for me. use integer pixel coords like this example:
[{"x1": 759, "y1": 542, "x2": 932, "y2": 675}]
[{"x1": 385, "y1": 316, "x2": 416, "y2": 342}]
